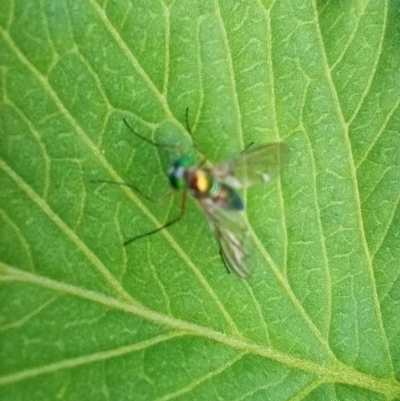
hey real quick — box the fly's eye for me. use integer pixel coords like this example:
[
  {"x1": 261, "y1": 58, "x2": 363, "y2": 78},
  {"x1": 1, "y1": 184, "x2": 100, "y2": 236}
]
[{"x1": 169, "y1": 167, "x2": 186, "y2": 189}]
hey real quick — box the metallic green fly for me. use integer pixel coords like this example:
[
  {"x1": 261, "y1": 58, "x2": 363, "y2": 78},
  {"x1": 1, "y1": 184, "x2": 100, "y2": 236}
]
[{"x1": 119, "y1": 118, "x2": 289, "y2": 279}]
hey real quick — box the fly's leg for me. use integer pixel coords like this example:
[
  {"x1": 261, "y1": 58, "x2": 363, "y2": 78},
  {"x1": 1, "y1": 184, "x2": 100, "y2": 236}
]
[
  {"x1": 186, "y1": 108, "x2": 252, "y2": 162},
  {"x1": 123, "y1": 191, "x2": 187, "y2": 246},
  {"x1": 219, "y1": 248, "x2": 231, "y2": 275},
  {"x1": 90, "y1": 179, "x2": 174, "y2": 203},
  {"x1": 185, "y1": 107, "x2": 193, "y2": 136},
  {"x1": 184, "y1": 107, "x2": 209, "y2": 161},
  {"x1": 123, "y1": 118, "x2": 183, "y2": 154},
  {"x1": 90, "y1": 179, "x2": 180, "y2": 242},
  {"x1": 242, "y1": 142, "x2": 255, "y2": 153}
]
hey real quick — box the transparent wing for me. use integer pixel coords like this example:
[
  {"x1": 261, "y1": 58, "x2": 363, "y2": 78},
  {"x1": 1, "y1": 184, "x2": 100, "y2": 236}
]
[
  {"x1": 199, "y1": 197, "x2": 254, "y2": 278},
  {"x1": 210, "y1": 143, "x2": 290, "y2": 189}
]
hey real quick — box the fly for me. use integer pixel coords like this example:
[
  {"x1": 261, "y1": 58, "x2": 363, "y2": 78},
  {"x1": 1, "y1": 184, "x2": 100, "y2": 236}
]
[{"x1": 97, "y1": 116, "x2": 289, "y2": 278}]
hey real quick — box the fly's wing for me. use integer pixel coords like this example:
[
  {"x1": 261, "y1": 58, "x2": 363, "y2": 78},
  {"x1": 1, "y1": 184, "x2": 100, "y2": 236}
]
[
  {"x1": 199, "y1": 197, "x2": 253, "y2": 278},
  {"x1": 210, "y1": 143, "x2": 290, "y2": 189}
]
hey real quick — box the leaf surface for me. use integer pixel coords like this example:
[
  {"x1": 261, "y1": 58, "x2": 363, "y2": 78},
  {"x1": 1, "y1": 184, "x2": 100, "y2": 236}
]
[{"x1": 1, "y1": 1, "x2": 400, "y2": 400}]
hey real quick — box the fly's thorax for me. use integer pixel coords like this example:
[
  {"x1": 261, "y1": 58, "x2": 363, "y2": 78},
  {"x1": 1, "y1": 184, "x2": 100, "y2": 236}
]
[
  {"x1": 186, "y1": 168, "x2": 215, "y2": 197},
  {"x1": 168, "y1": 155, "x2": 194, "y2": 190}
]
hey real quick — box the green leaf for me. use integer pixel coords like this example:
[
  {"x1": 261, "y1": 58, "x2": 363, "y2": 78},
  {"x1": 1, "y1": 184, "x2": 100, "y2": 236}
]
[{"x1": 1, "y1": 0, "x2": 399, "y2": 399}]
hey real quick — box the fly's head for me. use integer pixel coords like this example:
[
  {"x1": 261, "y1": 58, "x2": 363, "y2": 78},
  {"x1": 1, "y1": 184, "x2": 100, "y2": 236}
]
[{"x1": 168, "y1": 155, "x2": 193, "y2": 190}]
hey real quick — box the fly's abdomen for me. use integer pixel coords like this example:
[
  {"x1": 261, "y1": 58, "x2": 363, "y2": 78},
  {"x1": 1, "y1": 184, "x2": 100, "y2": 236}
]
[{"x1": 211, "y1": 183, "x2": 244, "y2": 210}]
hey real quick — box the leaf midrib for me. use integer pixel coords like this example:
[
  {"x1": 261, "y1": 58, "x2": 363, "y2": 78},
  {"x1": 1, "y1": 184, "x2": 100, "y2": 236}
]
[{"x1": 1, "y1": 263, "x2": 400, "y2": 398}]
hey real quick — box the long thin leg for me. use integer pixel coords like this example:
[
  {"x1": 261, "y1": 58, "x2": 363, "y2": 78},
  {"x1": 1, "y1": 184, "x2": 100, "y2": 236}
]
[
  {"x1": 90, "y1": 179, "x2": 174, "y2": 203},
  {"x1": 187, "y1": 108, "x2": 255, "y2": 159},
  {"x1": 186, "y1": 108, "x2": 251, "y2": 162},
  {"x1": 242, "y1": 142, "x2": 255, "y2": 153},
  {"x1": 123, "y1": 118, "x2": 181, "y2": 153},
  {"x1": 184, "y1": 108, "x2": 211, "y2": 166},
  {"x1": 219, "y1": 248, "x2": 231, "y2": 275},
  {"x1": 185, "y1": 107, "x2": 193, "y2": 136},
  {"x1": 123, "y1": 191, "x2": 187, "y2": 246}
]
